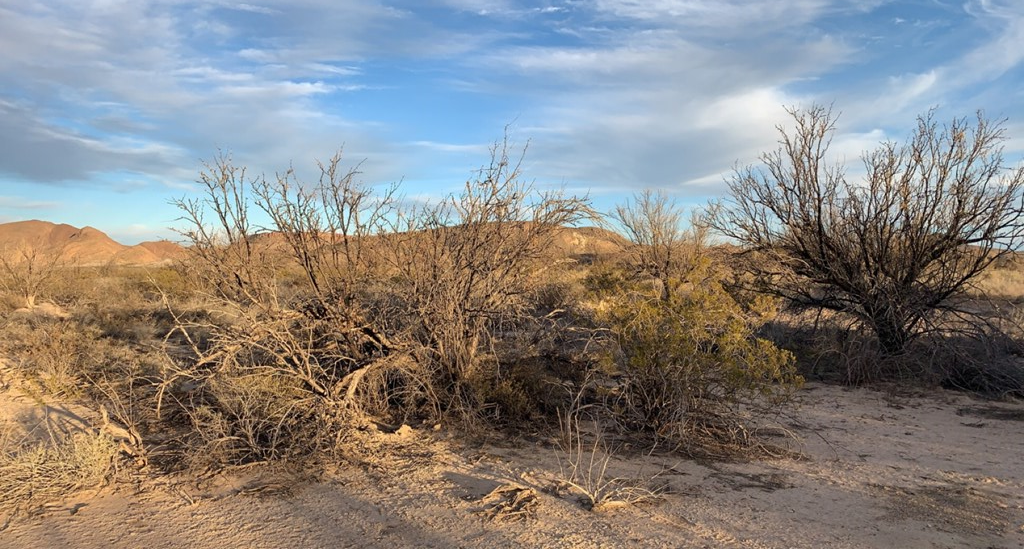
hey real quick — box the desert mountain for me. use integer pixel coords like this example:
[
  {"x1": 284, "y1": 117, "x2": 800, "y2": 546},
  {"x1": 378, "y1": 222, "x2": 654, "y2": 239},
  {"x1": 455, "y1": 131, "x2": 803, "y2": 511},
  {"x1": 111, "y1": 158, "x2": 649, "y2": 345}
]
[
  {"x1": 0, "y1": 220, "x2": 623, "y2": 267},
  {"x1": 0, "y1": 220, "x2": 185, "y2": 266}
]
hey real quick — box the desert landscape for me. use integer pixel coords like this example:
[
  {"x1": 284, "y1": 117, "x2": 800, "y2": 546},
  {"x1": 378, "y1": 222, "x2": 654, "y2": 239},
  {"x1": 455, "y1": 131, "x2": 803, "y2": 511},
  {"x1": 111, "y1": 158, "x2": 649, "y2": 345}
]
[
  {"x1": 1, "y1": 167, "x2": 1024, "y2": 548},
  {"x1": 5, "y1": 2, "x2": 1024, "y2": 547}
]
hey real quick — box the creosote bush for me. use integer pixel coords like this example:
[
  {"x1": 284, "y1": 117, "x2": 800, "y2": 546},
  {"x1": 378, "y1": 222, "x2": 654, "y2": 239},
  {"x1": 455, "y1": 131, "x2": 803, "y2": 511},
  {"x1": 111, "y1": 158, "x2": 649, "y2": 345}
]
[
  {"x1": 598, "y1": 190, "x2": 801, "y2": 455},
  {"x1": 598, "y1": 258, "x2": 801, "y2": 456},
  {"x1": 0, "y1": 239, "x2": 66, "y2": 310}
]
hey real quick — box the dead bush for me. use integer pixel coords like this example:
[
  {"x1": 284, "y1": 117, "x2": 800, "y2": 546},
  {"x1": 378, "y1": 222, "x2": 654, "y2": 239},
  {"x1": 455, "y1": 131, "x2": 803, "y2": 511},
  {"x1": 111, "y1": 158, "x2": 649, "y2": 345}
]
[
  {"x1": 166, "y1": 136, "x2": 594, "y2": 466},
  {"x1": 0, "y1": 239, "x2": 66, "y2": 310},
  {"x1": 167, "y1": 150, "x2": 401, "y2": 465},
  {"x1": 378, "y1": 134, "x2": 594, "y2": 415}
]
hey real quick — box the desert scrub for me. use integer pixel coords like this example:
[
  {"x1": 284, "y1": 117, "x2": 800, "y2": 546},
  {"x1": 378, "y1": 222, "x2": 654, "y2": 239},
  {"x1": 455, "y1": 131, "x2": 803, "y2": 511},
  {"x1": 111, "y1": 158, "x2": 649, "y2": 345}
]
[
  {"x1": 0, "y1": 314, "x2": 155, "y2": 400},
  {"x1": 168, "y1": 134, "x2": 596, "y2": 467},
  {"x1": 0, "y1": 317, "x2": 105, "y2": 398},
  {"x1": 0, "y1": 431, "x2": 118, "y2": 510},
  {"x1": 600, "y1": 268, "x2": 801, "y2": 457},
  {"x1": 186, "y1": 371, "x2": 309, "y2": 465}
]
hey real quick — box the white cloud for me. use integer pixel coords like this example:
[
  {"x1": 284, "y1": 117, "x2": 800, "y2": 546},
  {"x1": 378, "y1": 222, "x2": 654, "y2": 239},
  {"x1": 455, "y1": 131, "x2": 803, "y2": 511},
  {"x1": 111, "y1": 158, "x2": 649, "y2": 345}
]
[
  {"x1": 221, "y1": 80, "x2": 336, "y2": 97},
  {"x1": 469, "y1": 15, "x2": 854, "y2": 192},
  {"x1": 695, "y1": 88, "x2": 802, "y2": 132},
  {"x1": 231, "y1": 3, "x2": 280, "y2": 15}
]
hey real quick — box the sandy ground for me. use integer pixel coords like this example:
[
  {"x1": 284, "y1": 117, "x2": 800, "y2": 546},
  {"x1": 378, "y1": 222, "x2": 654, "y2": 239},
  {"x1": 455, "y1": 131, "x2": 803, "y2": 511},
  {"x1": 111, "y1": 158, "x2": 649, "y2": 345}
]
[{"x1": 1, "y1": 380, "x2": 1023, "y2": 549}]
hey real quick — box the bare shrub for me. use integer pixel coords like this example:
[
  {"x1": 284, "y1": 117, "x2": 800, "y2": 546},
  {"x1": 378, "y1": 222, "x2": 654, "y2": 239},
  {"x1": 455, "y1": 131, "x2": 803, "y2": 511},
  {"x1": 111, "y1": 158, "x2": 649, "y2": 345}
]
[
  {"x1": 173, "y1": 153, "x2": 287, "y2": 309},
  {"x1": 612, "y1": 189, "x2": 707, "y2": 302},
  {"x1": 0, "y1": 239, "x2": 66, "y2": 310},
  {"x1": 168, "y1": 154, "x2": 367, "y2": 465},
  {"x1": 709, "y1": 105, "x2": 1024, "y2": 358},
  {"x1": 252, "y1": 150, "x2": 398, "y2": 308},
  {"x1": 378, "y1": 134, "x2": 594, "y2": 417},
  {"x1": 168, "y1": 137, "x2": 594, "y2": 464}
]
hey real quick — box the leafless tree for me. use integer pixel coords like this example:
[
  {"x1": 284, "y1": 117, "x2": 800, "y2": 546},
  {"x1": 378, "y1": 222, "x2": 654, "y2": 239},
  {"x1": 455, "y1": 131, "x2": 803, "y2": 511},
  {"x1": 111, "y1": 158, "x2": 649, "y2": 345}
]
[
  {"x1": 613, "y1": 189, "x2": 708, "y2": 301},
  {"x1": 709, "y1": 105, "x2": 1024, "y2": 355}
]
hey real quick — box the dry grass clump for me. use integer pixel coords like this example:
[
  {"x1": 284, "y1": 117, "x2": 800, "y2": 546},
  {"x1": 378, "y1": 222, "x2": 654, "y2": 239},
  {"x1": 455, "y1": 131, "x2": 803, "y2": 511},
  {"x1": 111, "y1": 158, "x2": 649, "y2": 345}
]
[
  {"x1": 0, "y1": 431, "x2": 118, "y2": 511},
  {"x1": 555, "y1": 404, "x2": 664, "y2": 511},
  {"x1": 975, "y1": 253, "x2": 1024, "y2": 301},
  {"x1": 976, "y1": 267, "x2": 1024, "y2": 301}
]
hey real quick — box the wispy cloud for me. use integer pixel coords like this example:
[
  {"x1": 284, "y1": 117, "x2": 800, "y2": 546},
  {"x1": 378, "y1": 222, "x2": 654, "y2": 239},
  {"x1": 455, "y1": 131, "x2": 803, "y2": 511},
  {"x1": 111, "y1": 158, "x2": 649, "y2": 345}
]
[
  {"x1": 0, "y1": 0, "x2": 1022, "y2": 237},
  {"x1": 409, "y1": 141, "x2": 489, "y2": 154}
]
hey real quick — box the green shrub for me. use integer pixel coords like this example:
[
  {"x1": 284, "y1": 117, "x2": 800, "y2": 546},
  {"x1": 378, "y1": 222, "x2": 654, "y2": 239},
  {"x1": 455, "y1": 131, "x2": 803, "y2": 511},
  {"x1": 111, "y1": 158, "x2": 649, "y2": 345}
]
[{"x1": 599, "y1": 266, "x2": 801, "y2": 456}]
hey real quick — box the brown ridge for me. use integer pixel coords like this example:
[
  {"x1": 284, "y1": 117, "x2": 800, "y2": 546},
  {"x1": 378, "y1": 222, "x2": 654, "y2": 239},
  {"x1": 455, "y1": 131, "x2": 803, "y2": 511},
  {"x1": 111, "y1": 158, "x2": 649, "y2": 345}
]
[{"x1": 0, "y1": 220, "x2": 184, "y2": 266}]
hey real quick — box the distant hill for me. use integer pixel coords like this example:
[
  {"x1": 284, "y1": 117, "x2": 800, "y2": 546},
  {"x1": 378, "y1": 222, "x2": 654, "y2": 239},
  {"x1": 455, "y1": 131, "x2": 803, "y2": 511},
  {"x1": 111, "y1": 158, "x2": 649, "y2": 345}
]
[
  {"x1": 244, "y1": 223, "x2": 629, "y2": 260},
  {"x1": 0, "y1": 220, "x2": 185, "y2": 266},
  {"x1": 0, "y1": 220, "x2": 624, "y2": 267}
]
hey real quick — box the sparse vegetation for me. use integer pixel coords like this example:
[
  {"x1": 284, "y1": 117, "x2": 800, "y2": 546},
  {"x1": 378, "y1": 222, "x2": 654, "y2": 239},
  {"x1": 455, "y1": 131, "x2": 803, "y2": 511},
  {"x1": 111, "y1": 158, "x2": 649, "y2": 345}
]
[
  {"x1": 554, "y1": 384, "x2": 665, "y2": 511},
  {"x1": 0, "y1": 112, "x2": 1021, "y2": 529},
  {"x1": 161, "y1": 135, "x2": 598, "y2": 466},
  {"x1": 612, "y1": 189, "x2": 706, "y2": 302}
]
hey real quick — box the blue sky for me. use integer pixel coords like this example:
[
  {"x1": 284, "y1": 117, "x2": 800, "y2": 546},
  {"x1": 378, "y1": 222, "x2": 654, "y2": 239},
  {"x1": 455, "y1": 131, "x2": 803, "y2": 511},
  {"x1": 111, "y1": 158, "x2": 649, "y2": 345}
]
[{"x1": 1, "y1": 0, "x2": 1022, "y2": 244}]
